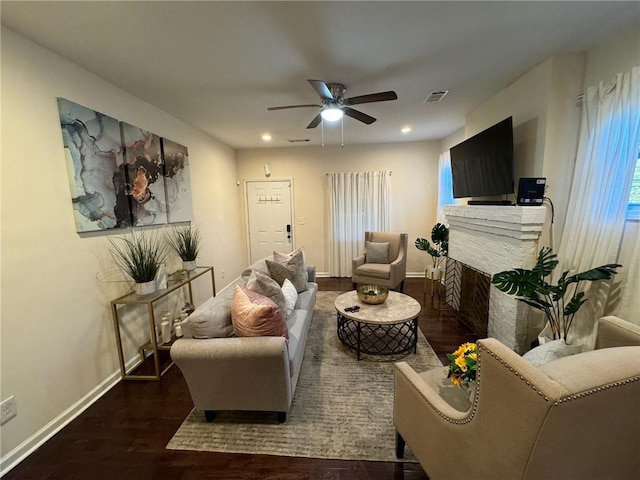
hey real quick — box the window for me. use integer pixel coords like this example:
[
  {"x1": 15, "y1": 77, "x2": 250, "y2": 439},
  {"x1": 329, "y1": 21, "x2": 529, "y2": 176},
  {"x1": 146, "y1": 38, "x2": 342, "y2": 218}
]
[{"x1": 628, "y1": 151, "x2": 640, "y2": 220}]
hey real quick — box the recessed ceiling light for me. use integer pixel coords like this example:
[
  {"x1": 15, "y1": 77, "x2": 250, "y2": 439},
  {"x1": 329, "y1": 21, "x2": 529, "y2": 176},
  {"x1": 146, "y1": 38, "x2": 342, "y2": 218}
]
[
  {"x1": 401, "y1": 126, "x2": 412, "y2": 134},
  {"x1": 261, "y1": 133, "x2": 272, "y2": 141}
]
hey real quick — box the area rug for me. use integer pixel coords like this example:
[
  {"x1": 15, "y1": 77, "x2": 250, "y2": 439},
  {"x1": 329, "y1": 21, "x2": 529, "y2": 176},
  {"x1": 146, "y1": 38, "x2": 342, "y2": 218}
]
[{"x1": 166, "y1": 291, "x2": 443, "y2": 462}]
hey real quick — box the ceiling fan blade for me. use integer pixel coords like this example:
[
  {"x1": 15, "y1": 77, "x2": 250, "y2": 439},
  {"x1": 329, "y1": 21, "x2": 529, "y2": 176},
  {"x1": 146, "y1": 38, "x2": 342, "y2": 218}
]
[
  {"x1": 267, "y1": 104, "x2": 321, "y2": 111},
  {"x1": 307, "y1": 79, "x2": 334, "y2": 101},
  {"x1": 343, "y1": 107, "x2": 376, "y2": 125},
  {"x1": 306, "y1": 114, "x2": 322, "y2": 129},
  {"x1": 344, "y1": 91, "x2": 397, "y2": 106}
]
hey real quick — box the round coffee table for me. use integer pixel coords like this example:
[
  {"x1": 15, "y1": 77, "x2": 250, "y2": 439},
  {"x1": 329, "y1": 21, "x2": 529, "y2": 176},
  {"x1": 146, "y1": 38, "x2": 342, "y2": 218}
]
[{"x1": 334, "y1": 290, "x2": 421, "y2": 360}]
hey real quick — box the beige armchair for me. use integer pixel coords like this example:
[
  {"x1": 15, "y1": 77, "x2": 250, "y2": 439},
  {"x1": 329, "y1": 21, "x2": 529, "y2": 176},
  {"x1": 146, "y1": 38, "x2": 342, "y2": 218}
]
[
  {"x1": 352, "y1": 231, "x2": 408, "y2": 291},
  {"x1": 394, "y1": 316, "x2": 640, "y2": 479}
]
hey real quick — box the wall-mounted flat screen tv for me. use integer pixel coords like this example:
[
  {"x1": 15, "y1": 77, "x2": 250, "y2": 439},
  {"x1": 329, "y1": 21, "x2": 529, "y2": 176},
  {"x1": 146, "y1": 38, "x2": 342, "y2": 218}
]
[{"x1": 450, "y1": 117, "x2": 514, "y2": 199}]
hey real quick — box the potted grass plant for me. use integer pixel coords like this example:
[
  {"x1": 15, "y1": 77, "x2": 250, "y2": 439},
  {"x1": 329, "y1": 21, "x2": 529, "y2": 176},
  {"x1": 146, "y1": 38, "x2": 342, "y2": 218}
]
[
  {"x1": 415, "y1": 223, "x2": 449, "y2": 280},
  {"x1": 166, "y1": 224, "x2": 201, "y2": 271},
  {"x1": 491, "y1": 247, "x2": 621, "y2": 343},
  {"x1": 108, "y1": 230, "x2": 167, "y2": 295}
]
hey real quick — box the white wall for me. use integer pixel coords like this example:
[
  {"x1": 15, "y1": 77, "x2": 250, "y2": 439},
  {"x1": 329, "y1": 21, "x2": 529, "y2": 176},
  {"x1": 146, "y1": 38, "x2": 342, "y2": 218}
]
[
  {"x1": 0, "y1": 27, "x2": 245, "y2": 467},
  {"x1": 463, "y1": 55, "x2": 585, "y2": 246},
  {"x1": 236, "y1": 141, "x2": 441, "y2": 275},
  {"x1": 584, "y1": 18, "x2": 640, "y2": 89}
]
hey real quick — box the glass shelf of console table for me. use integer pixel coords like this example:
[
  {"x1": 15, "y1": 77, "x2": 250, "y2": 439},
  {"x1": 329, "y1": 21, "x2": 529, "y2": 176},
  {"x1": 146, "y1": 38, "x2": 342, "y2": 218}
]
[{"x1": 110, "y1": 266, "x2": 215, "y2": 381}]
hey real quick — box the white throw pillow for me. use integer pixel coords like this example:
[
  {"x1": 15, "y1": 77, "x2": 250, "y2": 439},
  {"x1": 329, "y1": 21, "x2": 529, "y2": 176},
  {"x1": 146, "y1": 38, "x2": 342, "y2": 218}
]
[
  {"x1": 522, "y1": 339, "x2": 582, "y2": 366},
  {"x1": 281, "y1": 278, "x2": 298, "y2": 317}
]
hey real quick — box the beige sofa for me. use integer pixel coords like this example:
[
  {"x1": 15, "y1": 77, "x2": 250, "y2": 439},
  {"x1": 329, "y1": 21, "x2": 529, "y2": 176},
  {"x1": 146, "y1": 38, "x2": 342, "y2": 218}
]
[
  {"x1": 394, "y1": 316, "x2": 640, "y2": 479},
  {"x1": 170, "y1": 257, "x2": 317, "y2": 423}
]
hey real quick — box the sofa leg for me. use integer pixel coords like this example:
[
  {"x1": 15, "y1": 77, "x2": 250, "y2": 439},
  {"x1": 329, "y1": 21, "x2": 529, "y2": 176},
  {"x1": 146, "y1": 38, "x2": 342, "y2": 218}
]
[
  {"x1": 204, "y1": 410, "x2": 216, "y2": 422},
  {"x1": 400, "y1": 280, "x2": 405, "y2": 292},
  {"x1": 352, "y1": 282, "x2": 357, "y2": 290},
  {"x1": 277, "y1": 412, "x2": 287, "y2": 423},
  {"x1": 395, "y1": 431, "x2": 406, "y2": 458}
]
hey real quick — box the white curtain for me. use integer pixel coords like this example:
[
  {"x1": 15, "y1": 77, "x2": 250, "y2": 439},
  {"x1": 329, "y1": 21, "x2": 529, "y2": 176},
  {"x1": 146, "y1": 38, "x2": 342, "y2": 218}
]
[
  {"x1": 328, "y1": 171, "x2": 391, "y2": 276},
  {"x1": 437, "y1": 150, "x2": 458, "y2": 224},
  {"x1": 615, "y1": 222, "x2": 640, "y2": 323},
  {"x1": 557, "y1": 66, "x2": 640, "y2": 347}
]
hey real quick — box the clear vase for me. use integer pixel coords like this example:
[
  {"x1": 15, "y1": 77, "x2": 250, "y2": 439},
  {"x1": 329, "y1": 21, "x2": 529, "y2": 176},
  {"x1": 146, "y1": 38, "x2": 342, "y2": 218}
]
[{"x1": 462, "y1": 382, "x2": 476, "y2": 404}]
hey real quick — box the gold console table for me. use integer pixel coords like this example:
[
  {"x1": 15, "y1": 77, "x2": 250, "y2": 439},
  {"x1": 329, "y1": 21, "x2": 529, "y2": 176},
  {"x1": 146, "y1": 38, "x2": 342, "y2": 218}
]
[{"x1": 111, "y1": 266, "x2": 215, "y2": 381}]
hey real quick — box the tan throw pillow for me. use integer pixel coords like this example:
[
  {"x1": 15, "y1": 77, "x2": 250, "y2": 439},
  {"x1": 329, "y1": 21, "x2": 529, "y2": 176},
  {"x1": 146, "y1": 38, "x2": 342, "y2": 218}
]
[
  {"x1": 246, "y1": 269, "x2": 286, "y2": 315},
  {"x1": 366, "y1": 241, "x2": 390, "y2": 264},
  {"x1": 231, "y1": 285, "x2": 288, "y2": 339},
  {"x1": 274, "y1": 246, "x2": 308, "y2": 282},
  {"x1": 274, "y1": 246, "x2": 305, "y2": 263},
  {"x1": 266, "y1": 249, "x2": 308, "y2": 293}
]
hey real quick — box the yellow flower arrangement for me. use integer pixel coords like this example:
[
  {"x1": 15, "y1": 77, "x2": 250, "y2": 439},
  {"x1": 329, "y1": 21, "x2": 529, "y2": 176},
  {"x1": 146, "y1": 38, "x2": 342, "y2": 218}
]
[{"x1": 447, "y1": 342, "x2": 477, "y2": 387}]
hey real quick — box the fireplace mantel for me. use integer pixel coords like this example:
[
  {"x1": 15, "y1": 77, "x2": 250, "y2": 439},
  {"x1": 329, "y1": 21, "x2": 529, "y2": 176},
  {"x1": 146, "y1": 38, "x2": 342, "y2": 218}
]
[{"x1": 444, "y1": 205, "x2": 547, "y2": 352}]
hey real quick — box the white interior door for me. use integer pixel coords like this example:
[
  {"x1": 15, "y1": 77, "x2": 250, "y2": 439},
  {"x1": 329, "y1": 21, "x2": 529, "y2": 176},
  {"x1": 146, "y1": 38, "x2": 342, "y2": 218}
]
[{"x1": 246, "y1": 180, "x2": 293, "y2": 263}]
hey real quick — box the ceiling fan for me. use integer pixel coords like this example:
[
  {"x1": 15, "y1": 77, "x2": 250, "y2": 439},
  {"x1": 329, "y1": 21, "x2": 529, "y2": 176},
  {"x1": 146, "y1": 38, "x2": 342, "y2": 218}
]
[{"x1": 267, "y1": 79, "x2": 398, "y2": 129}]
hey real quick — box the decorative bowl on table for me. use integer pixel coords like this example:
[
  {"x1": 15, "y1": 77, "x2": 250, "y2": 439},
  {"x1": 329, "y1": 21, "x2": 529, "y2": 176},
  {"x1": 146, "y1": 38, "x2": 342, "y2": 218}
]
[{"x1": 356, "y1": 285, "x2": 389, "y2": 305}]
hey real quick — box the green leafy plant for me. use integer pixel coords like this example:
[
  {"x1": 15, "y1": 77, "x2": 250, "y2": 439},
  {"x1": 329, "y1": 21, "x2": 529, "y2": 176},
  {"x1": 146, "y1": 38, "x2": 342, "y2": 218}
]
[
  {"x1": 165, "y1": 224, "x2": 201, "y2": 262},
  {"x1": 415, "y1": 223, "x2": 449, "y2": 268},
  {"x1": 108, "y1": 230, "x2": 167, "y2": 283},
  {"x1": 492, "y1": 247, "x2": 621, "y2": 341}
]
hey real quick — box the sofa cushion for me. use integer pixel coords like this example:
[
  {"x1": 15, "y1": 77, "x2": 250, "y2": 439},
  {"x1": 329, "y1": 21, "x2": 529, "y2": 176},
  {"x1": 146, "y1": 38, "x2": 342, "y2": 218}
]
[
  {"x1": 231, "y1": 285, "x2": 288, "y2": 339},
  {"x1": 186, "y1": 285, "x2": 236, "y2": 339},
  {"x1": 241, "y1": 256, "x2": 273, "y2": 278},
  {"x1": 246, "y1": 269, "x2": 286, "y2": 315},
  {"x1": 266, "y1": 249, "x2": 308, "y2": 293},
  {"x1": 366, "y1": 241, "x2": 390, "y2": 264},
  {"x1": 355, "y1": 263, "x2": 391, "y2": 279},
  {"x1": 286, "y1": 309, "x2": 311, "y2": 378},
  {"x1": 295, "y1": 282, "x2": 317, "y2": 310},
  {"x1": 281, "y1": 278, "x2": 298, "y2": 317}
]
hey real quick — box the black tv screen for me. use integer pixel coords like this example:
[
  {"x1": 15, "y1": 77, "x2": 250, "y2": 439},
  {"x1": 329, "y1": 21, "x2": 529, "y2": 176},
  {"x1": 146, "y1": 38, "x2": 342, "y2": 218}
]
[{"x1": 450, "y1": 117, "x2": 514, "y2": 198}]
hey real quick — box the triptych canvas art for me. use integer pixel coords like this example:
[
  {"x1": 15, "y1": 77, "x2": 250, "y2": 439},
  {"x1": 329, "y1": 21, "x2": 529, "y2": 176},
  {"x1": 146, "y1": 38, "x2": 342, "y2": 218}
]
[{"x1": 56, "y1": 98, "x2": 193, "y2": 233}]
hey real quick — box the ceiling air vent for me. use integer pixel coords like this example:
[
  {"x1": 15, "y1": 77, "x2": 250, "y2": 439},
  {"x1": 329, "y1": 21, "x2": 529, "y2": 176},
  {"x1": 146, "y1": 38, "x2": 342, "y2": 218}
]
[
  {"x1": 288, "y1": 139, "x2": 310, "y2": 143},
  {"x1": 423, "y1": 90, "x2": 449, "y2": 103}
]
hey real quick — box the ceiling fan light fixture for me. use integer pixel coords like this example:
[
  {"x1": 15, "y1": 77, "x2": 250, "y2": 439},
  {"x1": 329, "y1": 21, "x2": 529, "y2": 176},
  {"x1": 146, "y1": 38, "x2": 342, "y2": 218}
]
[{"x1": 320, "y1": 107, "x2": 344, "y2": 122}]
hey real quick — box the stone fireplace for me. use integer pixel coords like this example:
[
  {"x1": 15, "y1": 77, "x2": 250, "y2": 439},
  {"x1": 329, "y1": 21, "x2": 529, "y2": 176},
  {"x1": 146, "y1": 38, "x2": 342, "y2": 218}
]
[{"x1": 443, "y1": 205, "x2": 547, "y2": 353}]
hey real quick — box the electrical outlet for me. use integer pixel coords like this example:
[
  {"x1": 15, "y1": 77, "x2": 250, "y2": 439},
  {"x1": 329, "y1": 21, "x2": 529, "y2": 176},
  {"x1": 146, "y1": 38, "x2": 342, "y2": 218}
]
[
  {"x1": 1, "y1": 396, "x2": 17, "y2": 424},
  {"x1": 221, "y1": 269, "x2": 225, "y2": 278}
]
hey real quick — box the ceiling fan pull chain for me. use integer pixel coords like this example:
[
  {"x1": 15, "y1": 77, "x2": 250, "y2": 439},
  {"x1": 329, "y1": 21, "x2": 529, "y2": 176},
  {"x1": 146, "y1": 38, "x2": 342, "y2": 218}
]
[
  {"x1": 321, "y1": 118, "x2": 325, "y2": 147},
  {"x1": 341, "y1": 115, "x2": 344, "y2": 147}
]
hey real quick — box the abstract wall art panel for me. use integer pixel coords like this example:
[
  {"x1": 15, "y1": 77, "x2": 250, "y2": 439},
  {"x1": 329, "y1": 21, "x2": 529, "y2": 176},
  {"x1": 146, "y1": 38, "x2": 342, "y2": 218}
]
[
  {"x1": 57, "y1": 98, "x2": 131, "y2": 232},
  {"x1": 120, "y1": 122, "x2": 168, "y2": 226},
  {"x1": 161, "y1": 138, "x2": 193, "y2": 223}
]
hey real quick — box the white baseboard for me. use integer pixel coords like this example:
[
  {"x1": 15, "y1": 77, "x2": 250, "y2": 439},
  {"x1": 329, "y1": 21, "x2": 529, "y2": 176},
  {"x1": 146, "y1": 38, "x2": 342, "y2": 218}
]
[{"x1": 0, "y1": 359, "x2": 136, "y2": 477}]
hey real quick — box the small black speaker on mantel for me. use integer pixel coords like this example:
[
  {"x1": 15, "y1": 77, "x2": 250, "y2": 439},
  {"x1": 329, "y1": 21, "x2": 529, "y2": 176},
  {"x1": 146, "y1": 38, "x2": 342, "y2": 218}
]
[{"x1": 517, "y1": 178, "x2": 546, "y2": 205}]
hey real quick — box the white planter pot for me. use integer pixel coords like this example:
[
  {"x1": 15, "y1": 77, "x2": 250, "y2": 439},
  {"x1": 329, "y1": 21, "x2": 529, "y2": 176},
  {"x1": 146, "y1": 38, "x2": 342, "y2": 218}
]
[
  {"x1": 182, "y1": 260, "x2": 197, "y2": 272},
  {"x1": 426, "y1": 266, "x2": 442, "y2": 280},
  {"x1": 135, "y1": 280, "x2": 156, "y2": 296}
]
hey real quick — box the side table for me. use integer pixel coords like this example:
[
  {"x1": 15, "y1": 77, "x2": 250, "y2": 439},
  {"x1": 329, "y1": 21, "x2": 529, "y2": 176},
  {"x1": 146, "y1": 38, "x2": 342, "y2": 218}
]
[{"x1": 111, "y1": 266, "x2": 215, "y2": 381}]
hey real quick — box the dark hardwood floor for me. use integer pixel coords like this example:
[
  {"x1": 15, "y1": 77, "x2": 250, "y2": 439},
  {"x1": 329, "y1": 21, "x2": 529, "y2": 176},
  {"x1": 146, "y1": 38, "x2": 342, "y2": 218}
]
[{"x1": 4, "y1": 278, "x2": 477, "y2": 480}]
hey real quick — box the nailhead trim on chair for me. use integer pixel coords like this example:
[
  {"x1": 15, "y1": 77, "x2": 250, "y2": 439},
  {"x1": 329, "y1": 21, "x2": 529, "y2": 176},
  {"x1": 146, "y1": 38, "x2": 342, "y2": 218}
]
[
  {"x1": 397, "y1": 368, "x2": 476, "y2": 425},
  {"x1": 553, "y1": 376, "x2": 640, "y2": 406},
  {"x1": 399, "y1": 343, "x2": 640, "y2": 425}
]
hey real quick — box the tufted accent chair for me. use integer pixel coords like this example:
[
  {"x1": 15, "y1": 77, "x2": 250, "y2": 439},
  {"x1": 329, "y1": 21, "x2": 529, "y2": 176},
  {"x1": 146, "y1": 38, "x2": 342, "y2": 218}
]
[
  {"x1": 351, "y1": 231, "x2": 408, "y2": 291},
  {"x1": 394, "y1": 316, "x2": 640, "y2": 479}
]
